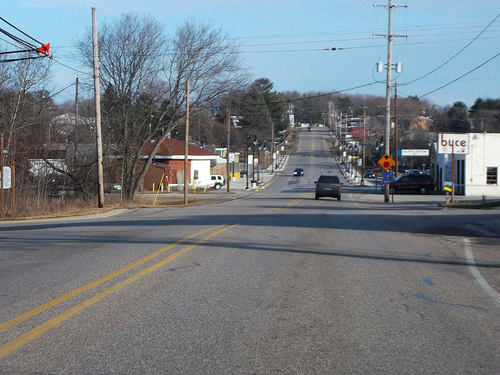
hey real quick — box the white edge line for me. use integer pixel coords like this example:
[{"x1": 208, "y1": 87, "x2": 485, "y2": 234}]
[
  {"x1": 463, "y1": 238, "x2": 500, "y2": 309},
  {"x1": 348, "y1": 193, "x2": 362, "y2": 208}
]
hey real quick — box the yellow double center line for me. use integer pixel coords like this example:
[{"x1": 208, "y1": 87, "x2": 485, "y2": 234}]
[
  {"x1": 267, "y1": 192, "x2": 310, "y2": 213},
  {"x1": 0, "y1": 224, "x2": 237, "y2": 359}
]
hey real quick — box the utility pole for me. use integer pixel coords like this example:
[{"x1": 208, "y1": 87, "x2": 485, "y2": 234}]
[
  {"x1": 288, "y1": 103, "x2": 294, "y2": 127},
  {"x1": 374, "y1": 0, "x2": 407, "y2": 202},
  {"x1": 74, "y1": 77, "x2": 79, "y2": 164},
  {"x1": 328, "y1": 101, "x2": 333, "y2": 128},
  {"x1": 0, "y1": 133, "x2": 3, "y2": 219},
  {"x1": 362, "y1": 109, "x2": 366, "y2": 185},
  {"x1": 394, "y1": 82, "x2": 406, "y2": 177},
  {"x1": 271, "y1": 122, "x2": 275, "y2": 174},
  {"x1": 226, "y1": 108, "x2": 231, "y2": 192},
  {"x1": 184, "y1": 80, "x2": 190, "y2": 205},
  {"x1": 92, "y1": 8, "x2": 104, "y2": 208}
]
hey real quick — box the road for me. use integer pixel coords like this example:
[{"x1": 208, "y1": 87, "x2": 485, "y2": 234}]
[{"x1": 1, "y1": 128, "x2": 499, "y2": 374}]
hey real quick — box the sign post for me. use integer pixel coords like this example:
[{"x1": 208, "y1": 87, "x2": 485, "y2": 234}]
[
  {"x1": 377, "y1": 154, "x2": 395, "y2": 201},
  {"x1": 0, "y1": 133, "x2": 4, "y2": 219},
  {"x1": 373, "y1": 165, "x2": 380, "y2": 192}
]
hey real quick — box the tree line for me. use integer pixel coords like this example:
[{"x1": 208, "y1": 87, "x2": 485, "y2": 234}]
[{"x1": 1, "y1": 12, "x2": 499, "y2": 209}]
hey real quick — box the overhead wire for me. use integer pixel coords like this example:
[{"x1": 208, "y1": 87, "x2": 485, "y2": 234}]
[
  {"x1": 0, "y1": 17, "x2": 43, "y2": 46},
  {"x1": 406, "y1": 12, "x2": 500, "y2": 85},
  {"x1": 418, "y1": 51, "x2": 500, "y2": 98},
  {"x1": 50, "y1": 56, "x2": 92, "y2": 76},
  {"x1": 0, "y1": 17, "x2": 49, "y2": 62}
]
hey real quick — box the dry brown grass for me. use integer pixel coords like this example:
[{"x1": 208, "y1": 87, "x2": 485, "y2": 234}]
[{"x1": 6, "y1": 194, "x2": 228, "y2": 221}]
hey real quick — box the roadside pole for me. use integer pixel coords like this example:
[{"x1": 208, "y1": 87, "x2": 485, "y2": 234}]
[
  {"x1": 0, "y1": 133, "x2": 4, "y2": 219},
  {"x1": 226, "y1": 108, "x2": 231, "y2": 192},
  {"x1": 184, "y1": 80, "x2": 190, "y2": 205},
  {"x1": 92, "y1": 8, "x2": 104, "y2": 208}
]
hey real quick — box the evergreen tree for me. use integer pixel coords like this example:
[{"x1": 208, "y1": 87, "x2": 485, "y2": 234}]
[
  {"x1": 448, "y1": 101, "x2": 470, "y2": 133},
  {"x1": 240, "y1": 84, "x2": 273, "y2": 135}
]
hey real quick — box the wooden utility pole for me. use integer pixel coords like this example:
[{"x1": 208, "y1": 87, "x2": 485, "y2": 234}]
[
  {"x1": 0, "y1": 133, "x2": 4, "y2": 219},
  {"x1": 184, "y1": 80, "x2": 190, "y2": 205},
  {"x1": 92, "y1": 8, "x2": 104, "y2": 208},
  {"x1": 10, "y1": 162, "x2": 14, "y2": 218},
  {"x1": 374, "y1": 0, "x2": 407, "y2": 202},
  {"x1": 226, "y1": 108, "x2": 231, "y2": 192},
  {"x1": 362, "y1": 109, "x2": 366, "y2": 182},
  {"x1": 394, "y1": 82, "x2": 399, "y2": 177},
  {"x1": 74, "y1": 77, "x2": 79, "y2": 164},
  {"x1": 271, "y1": 122, "x2": 275, "y2": 174},
  {"x1": 328, "y1": 101, "x2": 332, "y2": 128},
  {"x1": 383, "y1": 0, "x2": 394, "y2": 203}
]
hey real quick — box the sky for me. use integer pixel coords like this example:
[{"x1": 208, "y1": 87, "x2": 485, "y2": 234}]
[{"x1": 2, "y1": 0, "x2": 500, "y2": 109}]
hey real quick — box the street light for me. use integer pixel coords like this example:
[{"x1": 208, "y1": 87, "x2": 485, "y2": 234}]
[
  {"x1": 252, "y1": 136, "x2": 259, "y2": 183},
  {"x1": 245, "y1": 135, "x2": 257, "y2": 189}
]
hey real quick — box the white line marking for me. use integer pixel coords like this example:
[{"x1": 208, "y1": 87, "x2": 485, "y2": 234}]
[
  {"x1": 463, "y1": 238, "x2": 500, "y2": 309},
  {"x1": 348, "y1": 193, "x2": 362, "y2": 208}
]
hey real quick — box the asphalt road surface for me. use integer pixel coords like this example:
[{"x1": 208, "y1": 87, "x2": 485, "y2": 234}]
[{"x1": 1, "y1": 128, "x2": 499, "y2": 374}]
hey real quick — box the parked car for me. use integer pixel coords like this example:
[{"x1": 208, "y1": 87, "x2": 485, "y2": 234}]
[
  {"x1": 210, "y1": 175, "x2": 225, "y2": 190},
  {"x1": 293, "y1": 168, "x2": 304, "y2": 176},
  {"x1": 407, "y1": 169, "x2": 422, "y2": 175},
  {"x1": 314, "y1": 175, "x2": 342, "y2": 201},
  {"x1": 386, "y1": 173, "x2": 435, "y2": 194},
  {"x1": 364, "y1": 169, "x2": 375, "y2": 178}
]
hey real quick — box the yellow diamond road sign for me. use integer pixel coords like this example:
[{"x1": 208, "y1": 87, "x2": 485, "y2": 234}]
[{"x1": 378, "y1": 154, "x2": 395, "y2": 171}]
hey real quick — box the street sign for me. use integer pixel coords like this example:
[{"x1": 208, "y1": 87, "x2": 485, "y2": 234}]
[
  {"x1": 382, "y1": 171, "x2": 391, "y2": 185},
  {"x1": 377, "y1": 154, "x2": 395, "y2": 171},
  {"x1": 2, "y1": 166, "x2": 12, "y2": 189},
  {"x1": 373, "y1": 165, "x2": 380, "y2": 173},
  {"x1": 399, "y1": 149, "x2": 429, "y2": 156}
]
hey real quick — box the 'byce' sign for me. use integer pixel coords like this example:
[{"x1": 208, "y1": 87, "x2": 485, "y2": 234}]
[{"x1": 438, "y1": 133, "x2": 469, "y2": 155}]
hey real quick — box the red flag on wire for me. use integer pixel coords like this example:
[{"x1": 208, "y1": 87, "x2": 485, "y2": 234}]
[{"x1": 38, "y1": 43, "x2": 50, "y2": 55}]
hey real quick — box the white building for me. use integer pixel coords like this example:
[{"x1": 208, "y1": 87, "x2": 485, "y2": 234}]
[{"x1": 434, "y1": 133, "x2": 500, "y2": 196}]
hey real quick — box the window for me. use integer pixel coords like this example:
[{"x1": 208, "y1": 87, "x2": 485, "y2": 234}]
[
  {"x1": 193, "y1": 170, "x2": 199, "y2": 180},
  {"x1": 318, "y1": 176, "x2": 339, "y2": 183},
  {"x1": 486, "y1": 167, "x2": 497, "y2": 185}
]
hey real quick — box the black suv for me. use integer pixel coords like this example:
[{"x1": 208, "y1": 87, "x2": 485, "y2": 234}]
[
  {"x1": 315, "y1": 175, "x2": 342, "y2": 201},
  {"x1": 388, "y1": 173, "x2": 435, "y2": 194}
]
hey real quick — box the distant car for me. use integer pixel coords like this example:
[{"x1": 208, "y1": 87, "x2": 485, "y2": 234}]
[
  {"x1": 385, "y1": 173, "x2": 435, "y2": 194},
  {"x1": 364, "y1": 169, "x2": 375, "y2": 178},
  {"x1": 210, "y1": 175, "x2": 225, "y2": 190},
  {"x1": 315, "y1": 175, "x2": 341, "y2": 201},
  {"x1": 293, "y1": 168, "x2": 304, "y2": 176}
]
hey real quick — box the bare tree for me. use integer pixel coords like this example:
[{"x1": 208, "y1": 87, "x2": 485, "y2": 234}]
[
  {"x1": 0, "y1": 56, "x2": 52, "y2": 155},
  {"x1": 77, "y1": 15, "x2": 248, "y2": 200}
]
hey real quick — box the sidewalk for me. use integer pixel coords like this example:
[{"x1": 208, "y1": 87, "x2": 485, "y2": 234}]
[
  {"x1": 334, "y1": 156, "x2": 374, "y2": 187},
  {"x1": 228, "y1": 155, "x2": 288, "y2": 191}
]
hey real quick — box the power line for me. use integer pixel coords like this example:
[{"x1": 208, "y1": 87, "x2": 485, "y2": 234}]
[
  {"x1": 50, "y1": 57, "x2": 92, "y2": 76},
  {"x1": 0, "y1": 17, "x2": 49, "y2": 62},
  {"x1": 406, "y1": 12, "x2": 500, "y2": 85},
  {"x1": 236, "y1": 20, "x2": 497, "y2": 41},
  {"x1": 418, "y1": 51, "x2": 500, "y2": 98},
  {"x1": 286, "y1": 82, "x2": 380, "y2": 103},
  {"x1": 0, "y1": 17, "x2": 42, "y2": 46}
]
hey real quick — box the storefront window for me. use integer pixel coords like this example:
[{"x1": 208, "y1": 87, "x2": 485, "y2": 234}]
[{"x1": 486, "y1": 167, "x2": 497, "y2": 184}]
